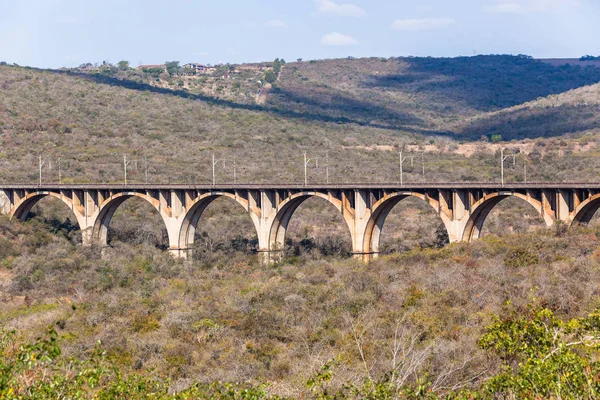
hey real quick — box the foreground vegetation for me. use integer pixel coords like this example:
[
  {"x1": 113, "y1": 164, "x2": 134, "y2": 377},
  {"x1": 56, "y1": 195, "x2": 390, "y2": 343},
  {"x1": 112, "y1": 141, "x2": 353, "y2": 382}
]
[
  {"x1": 2, "y1": 203, "x2": 600, "y2": 397},
  {"x1": 5, "y1": 305, "x2": 600, "y2": 398}
]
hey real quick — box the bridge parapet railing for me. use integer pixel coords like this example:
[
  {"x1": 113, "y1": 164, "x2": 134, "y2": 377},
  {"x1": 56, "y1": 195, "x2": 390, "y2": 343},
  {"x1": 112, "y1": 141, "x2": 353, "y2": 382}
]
[{"x1": 2, "y1": 182, "x2": 600, "y2": 190}]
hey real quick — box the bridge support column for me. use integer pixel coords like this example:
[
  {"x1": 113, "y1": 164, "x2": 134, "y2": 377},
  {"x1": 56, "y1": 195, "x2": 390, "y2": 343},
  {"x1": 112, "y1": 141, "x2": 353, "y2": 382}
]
[
  {"x1": 249, "y1": 190, "x2": 290, "y2": 264},
  {"x1": 446, "y1": 190, "x2": 470, "y2": 243},
  {"x1": 446, "y1": 219, "x2": 469, "y2": 243},
  {"x1": 165, "y1": 216, "x2": 189, "y2": 259},
  {"x1": 0, "y1": 190, "x2": 10, "y2": 215},
  {"x1": 352, "y1": 251, "x2": 378, "y2": 262},
  {"x1": 252, "y1": 190, "x2": 276, "y2": 261},
  {"x1": 257, "y1": 249, "x2": 285, "y2": 265},
  {"x1": 556, "y1": 190, "x2": 572, "y2": 223},
  {"x1": 80, "y1": 190, "x2": 100, "y2": 248},
  {"x1": 168, "y1": 247, "x2": 191, "y2": 259},
  {"x1": 80, "y1": 226, "x2": 94, "y2": 247},
  {"x1": 350, "y1": 190, "x2": 379, "y2": 262}
]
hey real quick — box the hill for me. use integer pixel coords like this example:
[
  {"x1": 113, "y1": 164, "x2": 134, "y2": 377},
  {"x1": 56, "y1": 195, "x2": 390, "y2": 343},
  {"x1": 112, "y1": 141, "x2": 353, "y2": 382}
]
[
  {"x1": 0, "y1": 64, "x2": 411, "y2": 184},
  {"x1": 269, "y1": 55, "x2": 600, "y2": 134},
  {"x1": 3, "y1": 55, "x2": 600, "y2": 185},
  {"x1": 455, "y1": 81, "x2": 600, "y2": 140}
]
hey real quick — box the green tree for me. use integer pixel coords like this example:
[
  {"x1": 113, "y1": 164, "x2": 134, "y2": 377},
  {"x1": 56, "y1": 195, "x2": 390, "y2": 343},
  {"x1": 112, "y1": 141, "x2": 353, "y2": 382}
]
[
  {"x1": 263, "y1": 70, "x2": 277, "y2": 84},
  {"x1": 490, "y1": 133, "x2": 502, "y2": 142},
  {"x1": 117, "y1": 60, "x2": 130, "y2": 71},
  {"x1": 0, "y1": 327, "x2": 275, "y2": 398},
  {"x1": 165, "y1": 61, "x2": 180, "y2": 76},
  {"x1": 273, "y1": 58, "x2": 281, "y2": 75}
]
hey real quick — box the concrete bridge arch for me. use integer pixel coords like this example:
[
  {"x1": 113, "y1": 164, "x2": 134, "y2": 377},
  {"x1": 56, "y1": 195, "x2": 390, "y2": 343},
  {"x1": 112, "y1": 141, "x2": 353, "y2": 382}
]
[
  {"x1": 360, "y1": 191, "x2": 452, "y2": 256},
  {"x1": 91, "y1": 191, "x2": 172, "y2": 248},
  {"x1": 567, "y1": 193, "x2": 600, "y2": 226},
  {"x1": 460, "y1": 191, "x2": 554, "y2": 242},
  {"x1": 177, "y1": 192, "x2": 260, "y2": 255},
  {"x1": 264, "y1": 191, "x2": 354, "y2": 257},
  {"x1": 9, "y1": 191, "x2": 86, "y2": 230}
]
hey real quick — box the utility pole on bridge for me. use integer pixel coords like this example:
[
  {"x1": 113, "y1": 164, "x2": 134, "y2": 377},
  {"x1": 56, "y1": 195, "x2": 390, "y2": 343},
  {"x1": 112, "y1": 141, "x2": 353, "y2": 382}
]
[
  {"x1": 303, "y1": 152, "x2": 311, "y2": 186},
  {"x1": 212, "y1": 153, "x2": 224, "y2": 186},
  {"x1": 144, "y1": 157, "x2": 149, "y2": 184},
  {"x1": 500, "y1": 148, "x2": 516, "y2": 187},
  {"x1": 399, "y1": 150, "x2": 414, "y2": 187},
  {"x1": 123, "y1": 154, "x2": 131, "y2": 185},
  {"x1": 38, "y1": 156, "x2": 45, "y2": 186},
  {"x1": 421, "y1": 151, "x2": 425, "y2": 183},
  {"x1": 233, "y1": 155, "x2": 237, "y2": 184},
  {"x1": 326, "y1": 150, "x2": 330, "y2": 184}
]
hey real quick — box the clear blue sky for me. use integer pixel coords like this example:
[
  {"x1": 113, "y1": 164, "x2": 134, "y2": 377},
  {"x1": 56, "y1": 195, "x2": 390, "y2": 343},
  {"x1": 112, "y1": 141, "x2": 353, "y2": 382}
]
[{"x1": 1, "y1": 0, "x2": 598, "y2": 68}]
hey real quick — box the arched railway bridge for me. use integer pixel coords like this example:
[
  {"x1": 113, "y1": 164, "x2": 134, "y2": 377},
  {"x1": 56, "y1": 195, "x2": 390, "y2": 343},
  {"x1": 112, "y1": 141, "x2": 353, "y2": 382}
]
[{"x1": 2, "y1": 183, "x2": 600, "y2": 262}]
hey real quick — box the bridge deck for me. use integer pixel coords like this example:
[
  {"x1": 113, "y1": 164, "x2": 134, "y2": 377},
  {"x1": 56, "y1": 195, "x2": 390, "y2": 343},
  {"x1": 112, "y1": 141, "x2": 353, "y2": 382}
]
[{"x1": 2, "y1": 183, "x2": 600, "y2": 190}]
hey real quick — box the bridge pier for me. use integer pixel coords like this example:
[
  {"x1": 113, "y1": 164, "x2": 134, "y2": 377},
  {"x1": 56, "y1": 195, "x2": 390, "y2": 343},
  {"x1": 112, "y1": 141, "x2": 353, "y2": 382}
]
[
  {"x1": 446, "y1": 220, "x2": 468, "y2": 244},
  {"x1": 80, "y1": 226, "x2": 94, "y2": 248},
  {"x1": 168, "y1": 247, "x2": 191, "y2": 259},
  {"x1": 257, "y1": 249, "x2": 285, "y2": 265},
  {"x1": 352, "y1": 252, "x2": 379, "y2": 263},
  {"x1": 2, "y1": 184, "x2": 598, "y2": 264}
]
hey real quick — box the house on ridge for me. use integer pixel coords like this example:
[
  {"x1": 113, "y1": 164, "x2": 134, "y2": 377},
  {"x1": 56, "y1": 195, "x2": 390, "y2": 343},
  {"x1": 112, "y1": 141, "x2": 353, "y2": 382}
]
[{"x1": 183, "y1": 62, "x2": 207, "y2": 72}]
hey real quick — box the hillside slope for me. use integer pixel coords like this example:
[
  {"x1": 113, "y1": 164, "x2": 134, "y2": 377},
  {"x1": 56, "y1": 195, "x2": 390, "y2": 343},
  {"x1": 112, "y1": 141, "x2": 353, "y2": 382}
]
[
  {"x1": 0, "y1": 65, "x2": 420, "y2": 184},
  {"x1": 455, "y1": 81, "x2": 600, "y2": 140},
  {"x1": 269, "y1": 55, "x2": 600, "y2": 134},
  {"x1": 2, "y1": 55, "x2": 600, "y2": 184}
]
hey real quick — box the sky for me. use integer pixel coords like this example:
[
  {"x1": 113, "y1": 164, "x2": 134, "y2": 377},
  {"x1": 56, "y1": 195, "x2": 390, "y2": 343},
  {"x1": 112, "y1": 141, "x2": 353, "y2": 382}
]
[{"x1": 1, "y1": 0, "x2": 599, "y2": 68}]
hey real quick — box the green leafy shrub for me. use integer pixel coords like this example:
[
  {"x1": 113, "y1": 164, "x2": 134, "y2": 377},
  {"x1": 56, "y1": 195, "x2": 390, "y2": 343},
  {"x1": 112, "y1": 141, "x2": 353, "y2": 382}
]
[
  {"x1": 504, "y1": 245, "x2": 539, "y2": 268},
  {"x1": 477, "y1": 307, "x2": 600, "y2": 398},
  {"x1": 0, "y1": 327, "x2": 279, "y2": 399}
]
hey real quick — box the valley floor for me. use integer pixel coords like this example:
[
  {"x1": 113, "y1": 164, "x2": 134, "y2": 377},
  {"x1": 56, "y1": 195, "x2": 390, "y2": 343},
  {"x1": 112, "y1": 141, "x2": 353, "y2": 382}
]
[{"x1": 2, "y1": 210, "x2": 600, "y2": 398}]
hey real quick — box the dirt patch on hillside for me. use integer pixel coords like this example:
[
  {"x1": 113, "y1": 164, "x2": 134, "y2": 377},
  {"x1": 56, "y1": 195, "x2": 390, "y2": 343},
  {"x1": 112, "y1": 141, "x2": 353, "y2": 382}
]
[
  {"x1": 342, "y1": 145, "x2": 396, "y2": 152},
  {"x1": 256, "y1": 83, "x2": 271, "y2": 105},
  {"x1": 343, "y1": 141, "x2": 597, "y2": 157},
  {"x1": 0, "y1": 269, "x2": 28, "y2": 307},
  {"x1": 0, "y1": 269, "x2": 13, "y2": 286}
]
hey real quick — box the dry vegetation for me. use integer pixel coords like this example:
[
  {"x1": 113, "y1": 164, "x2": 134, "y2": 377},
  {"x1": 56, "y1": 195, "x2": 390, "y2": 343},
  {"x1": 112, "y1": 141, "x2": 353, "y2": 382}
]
[
  {"x1": 272, "y1": 55, "x2": 600, "y2": 135},
  {"x1": 2, "y1": 55, "x2": 600, "y2": 185},
  {"x1": 3, "y1": 55, "x2": 600, "y2": 397},
  {"x1": 2, "y1": 203, "x2": 600, "y2": 397}
]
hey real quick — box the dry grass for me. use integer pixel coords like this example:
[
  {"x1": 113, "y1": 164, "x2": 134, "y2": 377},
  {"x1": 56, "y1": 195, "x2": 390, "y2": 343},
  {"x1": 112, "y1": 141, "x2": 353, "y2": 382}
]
[
  {"x1": 2, "y1": 56, "x2": 600, "y2": 186},
  {"x1": 2, "y1": 197, "x2": 600, "y2": 395}
]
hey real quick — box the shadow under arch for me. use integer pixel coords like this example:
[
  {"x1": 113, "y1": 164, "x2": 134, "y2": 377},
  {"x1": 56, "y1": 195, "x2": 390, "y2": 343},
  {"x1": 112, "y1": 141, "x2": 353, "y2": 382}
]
[
  {"x1": 462, "y1": 192, "x2": 554, "y2": 242},
  {"x1": 363, "y1": 192, "x2": 451, "y2": 255},
  {"x1": 10, "y1": 191, "x2": 85, "y2": 229},
  {"x1": 178, "y1": 192, "x2": 260, "y2": 251},
  {"x1": 92, "y1": 192, "x2": 169, "y2": 247},
  {"x1": 266, "y1": 192, "x2": 354, "y2": 255},
  {"x1": 570, "y1": 194, "x2": 600, "y2": 226}
]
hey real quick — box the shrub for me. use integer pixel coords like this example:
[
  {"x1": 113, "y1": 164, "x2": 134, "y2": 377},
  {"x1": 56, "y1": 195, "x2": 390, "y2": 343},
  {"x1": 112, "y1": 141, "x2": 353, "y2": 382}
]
[{"x1": 504, "y1": 245, "x2": 539, "y2": 268}]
